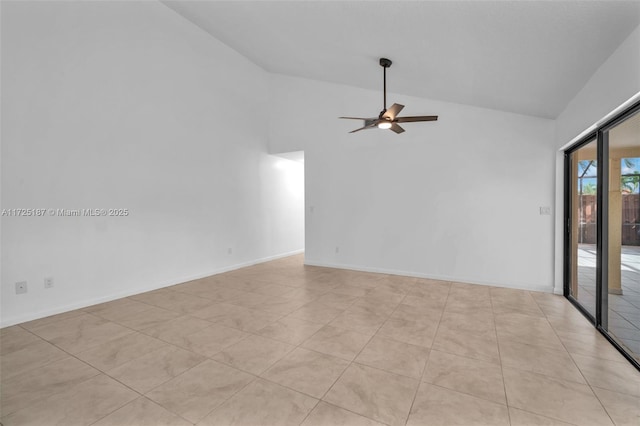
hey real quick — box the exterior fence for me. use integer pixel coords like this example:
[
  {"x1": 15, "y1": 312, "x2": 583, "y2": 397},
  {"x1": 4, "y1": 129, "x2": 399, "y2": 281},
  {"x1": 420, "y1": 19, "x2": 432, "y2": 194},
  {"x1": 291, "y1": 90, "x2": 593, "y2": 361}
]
[{"x1": 578, "y1": 194, "x2": 640, "y2": 245}]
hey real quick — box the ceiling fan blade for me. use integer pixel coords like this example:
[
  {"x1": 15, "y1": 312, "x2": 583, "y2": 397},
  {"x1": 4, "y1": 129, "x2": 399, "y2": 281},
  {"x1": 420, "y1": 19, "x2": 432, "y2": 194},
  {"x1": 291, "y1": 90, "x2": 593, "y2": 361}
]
[
  {"x1": 382, "y1": 103, "x2": 405, "y2": 120},
  {"x1": 349, "y1": 122, "x2": 378, "y2": 133},
  {"x1": 395, "y1": 115, "x2": 438, "y2": 123},
  {"x1": 339, "y1": 116, "x2": 376, "y2": 120},
  {"x1": 390, "y1": 123, "x2": 405, "y2": 134}
]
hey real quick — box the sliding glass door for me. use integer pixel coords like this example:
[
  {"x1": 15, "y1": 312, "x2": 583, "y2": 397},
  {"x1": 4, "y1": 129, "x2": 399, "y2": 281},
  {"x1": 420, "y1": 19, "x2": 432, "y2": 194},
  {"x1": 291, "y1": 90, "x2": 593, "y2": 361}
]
[
  {"x1": 605, "y1": 109, "x2": 640, "y2": 363},
  {"x1": 565, "y1": 101, "x2": 640, "y2": 369},
  {"x1": 568, "y1": 139, "x2": 598, "y2": 319}
]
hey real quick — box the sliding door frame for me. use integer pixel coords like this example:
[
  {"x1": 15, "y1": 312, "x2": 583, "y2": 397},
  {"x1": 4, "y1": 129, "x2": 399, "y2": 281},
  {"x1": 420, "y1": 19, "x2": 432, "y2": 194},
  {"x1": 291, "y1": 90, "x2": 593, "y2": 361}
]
[
  {"x1": 564, "y1": 133, "x2": 598, "y2": 324},
  {"x1": 564, "y1": 99, "x2": 640, "y2": 371},
  {"x1": 597, "y1": 129, "x2": 608, "y2": 330}
]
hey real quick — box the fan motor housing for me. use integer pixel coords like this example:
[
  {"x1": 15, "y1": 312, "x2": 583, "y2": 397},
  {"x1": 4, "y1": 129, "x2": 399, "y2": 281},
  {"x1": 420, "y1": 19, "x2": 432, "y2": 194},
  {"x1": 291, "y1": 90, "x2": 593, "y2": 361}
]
[{"x1": 379, "y1": 58, "x2": 392, "y2": 68}]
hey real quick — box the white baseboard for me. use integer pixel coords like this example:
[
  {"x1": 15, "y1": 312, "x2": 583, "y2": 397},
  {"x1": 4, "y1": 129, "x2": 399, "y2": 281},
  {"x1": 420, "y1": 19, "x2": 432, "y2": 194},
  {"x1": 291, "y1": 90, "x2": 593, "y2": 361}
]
[
  {"x1": 1, "y1": 249, "x2": 304, "y2": 328},
  {"x1": 304, "y1": 259, "x2": 555, "y2": 294}
]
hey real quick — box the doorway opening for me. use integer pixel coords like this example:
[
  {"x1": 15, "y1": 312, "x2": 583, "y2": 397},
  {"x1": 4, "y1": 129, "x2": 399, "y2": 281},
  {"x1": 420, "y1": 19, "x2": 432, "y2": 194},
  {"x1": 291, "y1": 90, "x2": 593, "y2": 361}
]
[{"x1": 271, "y1": 151, "x2": 305, "y2": 258}]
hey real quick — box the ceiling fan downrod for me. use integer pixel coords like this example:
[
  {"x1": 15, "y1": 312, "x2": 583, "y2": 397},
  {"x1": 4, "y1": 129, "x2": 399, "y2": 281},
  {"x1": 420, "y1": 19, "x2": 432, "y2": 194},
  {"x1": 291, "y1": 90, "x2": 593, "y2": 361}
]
[{"x1": 380, "y1": 58, "x2": 392, "y2": 116}]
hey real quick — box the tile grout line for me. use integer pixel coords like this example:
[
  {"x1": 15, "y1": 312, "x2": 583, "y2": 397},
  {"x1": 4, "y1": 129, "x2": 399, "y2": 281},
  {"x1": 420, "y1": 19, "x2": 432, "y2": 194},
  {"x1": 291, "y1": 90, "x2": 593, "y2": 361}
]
[
  {"x1": 186, "y1": 371, "x2": 260, "y2": 425},
  {"x1": 402, "y1": 280, "x2": 452, "y2": 426},
  {"x1": 4, "y1": 263, "x2": 308, "y2": 422},
  {"x1": 489, "y1": 288, "x2": 512, "y2": 426},
  {"x1": 297, "y1": 275, "x2": 389, "y2": 425},
  {"x1": 251, "y1": 276, "x2": 390, "y2": 424},
  {"x1": 15, "y1": 307, "x2": 261, "y2": 425},
  {"x1": 530, "y1": 292, "x2": 618, "y2": 426},
  {"x1": 402, "y1": 290, "x2": 512, "y2": 409},
  {"x1": 296, "y1": 275, "x2": 409, "y2": 426},
  {"x1": 3, "y1": 322, "x2": 150, "y2": 424},
  {"x1": 200, "y1": 273, "x2": 388, "y2": 425}
]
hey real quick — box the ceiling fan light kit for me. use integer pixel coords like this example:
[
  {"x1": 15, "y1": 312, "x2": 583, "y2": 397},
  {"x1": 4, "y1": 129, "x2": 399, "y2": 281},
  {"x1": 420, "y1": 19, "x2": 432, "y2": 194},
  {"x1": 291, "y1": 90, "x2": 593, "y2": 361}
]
[{"x1": 340, "y1": 58, "x2": 438, "y2": 134}]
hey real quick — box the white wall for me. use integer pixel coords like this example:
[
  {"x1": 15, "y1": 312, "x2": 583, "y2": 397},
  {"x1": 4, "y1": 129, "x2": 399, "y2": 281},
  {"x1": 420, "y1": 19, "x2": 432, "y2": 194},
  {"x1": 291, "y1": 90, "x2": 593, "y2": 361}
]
[
  {"x1": 556, "y1": 24, "x2": 640, "y2": 148},
  {"x1": 553, "y1": 24, "x2": 640, "y2": 293},
  {"x1": 269, "y1": 74, "x2": 556, "y2": 292},
  {"x1": 1, "y1": 1, "x2": 304, "y2": 326}
]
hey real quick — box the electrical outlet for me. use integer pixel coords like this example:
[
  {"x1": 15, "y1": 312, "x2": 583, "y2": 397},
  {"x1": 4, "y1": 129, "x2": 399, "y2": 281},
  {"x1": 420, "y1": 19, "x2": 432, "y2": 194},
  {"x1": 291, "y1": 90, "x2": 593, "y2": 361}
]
[
  {"x1": 44, "y1": 277, "x2": 54, "y2": 289},
  {"x1": 15, "y1": 281, "x2": 27, "y2": 295},
  {"x1": 228, "y1": 247, "x2": 232, "y2": 255},
  {"x1": 335, "y1": 246, "x2": 340, "y2": 254},
  {"x1": 539, "y1": 206, "x2": 551, "y2": 215}
]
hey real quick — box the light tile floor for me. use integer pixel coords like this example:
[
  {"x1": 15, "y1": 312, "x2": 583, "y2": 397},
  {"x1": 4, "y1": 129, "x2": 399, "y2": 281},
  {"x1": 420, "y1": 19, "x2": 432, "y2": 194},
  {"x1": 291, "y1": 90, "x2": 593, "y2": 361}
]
[{"x1": 2, "y1": 254, "x2": 640, "y2": 426}]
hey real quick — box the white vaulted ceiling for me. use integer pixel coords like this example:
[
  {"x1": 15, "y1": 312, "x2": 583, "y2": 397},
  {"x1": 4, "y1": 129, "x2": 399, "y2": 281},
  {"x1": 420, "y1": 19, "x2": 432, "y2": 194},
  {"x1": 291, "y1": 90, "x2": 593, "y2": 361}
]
[{"x1": 163, "y1": 1, "x2": 640, "y2": 119}]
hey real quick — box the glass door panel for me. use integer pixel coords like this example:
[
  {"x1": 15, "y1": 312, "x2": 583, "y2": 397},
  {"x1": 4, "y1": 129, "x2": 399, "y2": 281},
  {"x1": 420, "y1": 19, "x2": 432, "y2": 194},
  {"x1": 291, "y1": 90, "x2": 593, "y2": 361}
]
[
  {"x1": 607, "y1": 110, "x2": 640, "y2": 363},
  {"x1": 569, "y1": 139, "x2": 598, "y2": 318}
]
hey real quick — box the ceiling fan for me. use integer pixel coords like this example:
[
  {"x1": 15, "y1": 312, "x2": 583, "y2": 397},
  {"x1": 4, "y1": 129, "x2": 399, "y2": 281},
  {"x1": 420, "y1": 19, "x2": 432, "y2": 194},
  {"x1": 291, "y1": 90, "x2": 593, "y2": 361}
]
[{"x1": 340, "y1": 58, "x2": 438, "y2": 134}]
